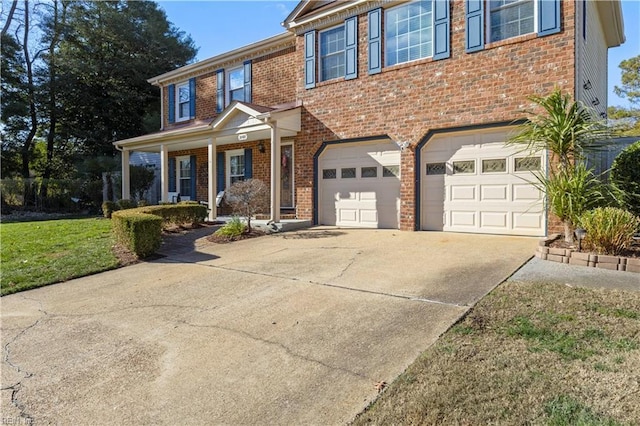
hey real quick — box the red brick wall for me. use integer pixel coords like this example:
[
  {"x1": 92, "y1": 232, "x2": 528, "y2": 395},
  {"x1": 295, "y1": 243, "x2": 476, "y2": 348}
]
[
  {"x1": 161, "y1": 46, "x2": 297, "y2": 130},
  {"x1": 253, "y1": 46, "x2": 297, "y2": 107},
  {"x1": 292, "y1": 0, "x2": 576, "y2": 230},
  {"x1": 169, "y1": 141, "x2": 272, "y2": 215}
]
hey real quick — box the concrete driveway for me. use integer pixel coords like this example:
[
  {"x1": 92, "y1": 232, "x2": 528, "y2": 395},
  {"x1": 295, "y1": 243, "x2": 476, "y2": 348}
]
[{"x1": 1, "y1": 228, "x2": 536, "y2": 425}]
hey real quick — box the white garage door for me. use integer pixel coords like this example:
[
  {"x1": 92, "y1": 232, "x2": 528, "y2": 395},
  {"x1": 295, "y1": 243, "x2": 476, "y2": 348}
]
[
  {"x1": 319, "y1": 140, "x2": 401, "y2": 228},
  {"x1": 421, "y1": 129, "x2": 545, "y2": 236}
]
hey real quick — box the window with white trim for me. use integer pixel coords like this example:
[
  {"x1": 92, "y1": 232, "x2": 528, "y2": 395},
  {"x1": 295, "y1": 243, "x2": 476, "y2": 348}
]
[
  {"x1": 385, "y1": 1, "x2": 434, "y2": 66},
  {"x1": 226, "y1": 149, "x2": 245, "y2": 188},
  {"x1": 320, "y1": 25, "x2": 346, "y2": 81},
  {"x1": 177, "y1": 156, "x2": 192, "y2": 198},
  {"x1": 176, "y1": 82, "x2": 190, "y2": 122},
  {"x1": 489, "y1": 0, "x2": 535, "y2": 43},
  {"x1": 227, "y1": 67, "x2": 244, "y2": 104}
]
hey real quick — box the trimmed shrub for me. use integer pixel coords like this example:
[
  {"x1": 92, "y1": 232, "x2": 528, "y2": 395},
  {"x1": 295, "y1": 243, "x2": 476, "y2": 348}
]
[
  {"x1": 214, "y1": 217, "x2": 246, "y2": 240},
  {"x1": 610, "y1": 141, "x2": 640, "y2": 216},
  {"x1": 112, "y1": 210, "x2": 162, "y2": 258},
  {"x1": 117, "y1": 199, "x2": 137, "y2": 210},
  {"x1": 579, "y1": 207, "x2": 640, "y2": 255},
  {"x1": 137, "y1": 203, "x2": 207, "y2": 226},
  {"x1": 102, "y1": 201, "x2": 118, "y2": 218}
]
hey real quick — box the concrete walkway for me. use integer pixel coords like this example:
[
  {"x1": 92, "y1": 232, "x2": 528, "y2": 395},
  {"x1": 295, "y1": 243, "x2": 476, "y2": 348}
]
[
  {"x1": 2, "y1": 229, "x2": 538, "y2": 424},
  {"x1": 509, "y1": 256, "x2": 640, "y2": 292}
]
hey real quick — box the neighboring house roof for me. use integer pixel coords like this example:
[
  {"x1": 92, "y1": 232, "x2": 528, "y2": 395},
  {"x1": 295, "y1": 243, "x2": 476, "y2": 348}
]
[{"x1": 147, "y1": 32, "x2": 295, "y2": 86}]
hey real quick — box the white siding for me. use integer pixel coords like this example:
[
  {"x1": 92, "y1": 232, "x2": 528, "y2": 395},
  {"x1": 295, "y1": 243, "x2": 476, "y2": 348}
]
[{"x1": 576, "y1": 0, "x2": 608, "y2": 118}]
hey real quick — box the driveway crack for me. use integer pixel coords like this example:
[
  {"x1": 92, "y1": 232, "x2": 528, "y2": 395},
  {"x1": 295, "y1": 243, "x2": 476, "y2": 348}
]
[
  {"x1": 2, "y1": 295, "x2": 47, "y2": 423},
  {"x1": 177, "y1": 319, "x2": 372, "y2": 381}
]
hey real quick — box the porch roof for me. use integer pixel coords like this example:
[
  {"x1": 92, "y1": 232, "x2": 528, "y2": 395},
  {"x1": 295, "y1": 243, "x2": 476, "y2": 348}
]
[{"x1": 113, "y1": 101, "x2": 302, "y2": 153}]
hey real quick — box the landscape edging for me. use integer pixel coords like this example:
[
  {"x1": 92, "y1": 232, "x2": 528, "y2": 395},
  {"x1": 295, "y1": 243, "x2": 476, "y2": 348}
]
[{"x1": 536, "y1": 234, "x2": 640, "y2": 273}]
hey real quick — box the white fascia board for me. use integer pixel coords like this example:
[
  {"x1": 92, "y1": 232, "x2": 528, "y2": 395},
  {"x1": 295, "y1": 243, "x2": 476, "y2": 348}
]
[
  {"x1": 284, "y1": 0, "x2": 370, "y2": 30},
  {"x1": 596, "y1": 0, "x2": 625, "y2": 47}
]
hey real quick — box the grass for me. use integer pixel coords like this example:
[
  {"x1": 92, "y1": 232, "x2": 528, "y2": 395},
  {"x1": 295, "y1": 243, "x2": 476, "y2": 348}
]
[
  {"x1": 1, "y1": 217, "x2": 120, "y2": 296},
  {"x1": 353, "y1": 281, "x2": 640, "y2": 425}
]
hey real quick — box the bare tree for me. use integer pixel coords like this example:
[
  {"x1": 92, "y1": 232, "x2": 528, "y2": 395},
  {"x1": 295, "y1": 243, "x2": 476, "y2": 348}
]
[
  {"x1": 224, "y1": 179, "x2": 269, "y2": 233},
  {"x1": 1, "y1": 0, "x2": 19, "y2": 38}
]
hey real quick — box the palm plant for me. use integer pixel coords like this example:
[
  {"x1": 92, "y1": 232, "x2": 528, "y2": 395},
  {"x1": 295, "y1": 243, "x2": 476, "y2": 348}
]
[
  {"x1": 509, "y1": 89, "x2": 612, "y2": 243},
  {"x1": 508, "y1": 89, "x2": 611, "y2": 170},
  {"x1": 533, "y1": 163, "x2": 606, "y2": 243}
]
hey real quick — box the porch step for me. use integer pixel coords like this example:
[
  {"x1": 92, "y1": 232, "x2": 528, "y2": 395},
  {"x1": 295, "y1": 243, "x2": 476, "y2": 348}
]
[{"x1": 255, "y1": 213, "x2": 297, "y2": 220}]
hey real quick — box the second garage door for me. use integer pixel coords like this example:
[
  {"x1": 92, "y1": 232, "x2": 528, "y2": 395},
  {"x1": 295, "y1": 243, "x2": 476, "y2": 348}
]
[
  {"x1": 318, "y1": 140, "x2": 401, "y2": 228},
  {"x1": 420, "y1": 128, "x2": 546, "y2": 236}
]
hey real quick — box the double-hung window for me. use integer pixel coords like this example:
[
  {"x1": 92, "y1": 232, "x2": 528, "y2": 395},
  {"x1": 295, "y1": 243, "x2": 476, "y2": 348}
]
[
  {"x1": 228, "y1": 67, "x2": 244, "y2": 102},
  {"x1": 385, "y1": 1, "x2": 434, "y2": 66},
  {"x1": 177, "y1": 83, "x2": 190, "y2": 121},
  {"x1": 489, "y1": 0, "x2": 535, "y2": 43},
  {"x1": 466, "y1": 0, "x2": 560, "y2": 52},
  {"x1": 320, "y1": 25, "x2": 346, "y2": 81},
  {"x1": 216, "y1": 61, "x2": 252, "y2": 112},
  {"x1": 178, "y1": 157, "x2": 192, "y2": 198},
  {"x1": 168, "y1": 78, "x2": 195, "y2": 123}
]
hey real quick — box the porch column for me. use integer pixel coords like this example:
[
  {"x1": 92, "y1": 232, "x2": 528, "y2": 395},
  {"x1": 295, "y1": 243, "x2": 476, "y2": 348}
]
[
  {"x1": 160, "y1": 144, "x2": 169, "y2": 202},
  {"x1": 207, "y1": 138, "x2": 217, "y2": 221},
  {"x1": 270, "y1": 121, "x2": 281, "y2": 223},
  {"x1": 121, "y1": 149, "x2": 130, "y2": 200}
]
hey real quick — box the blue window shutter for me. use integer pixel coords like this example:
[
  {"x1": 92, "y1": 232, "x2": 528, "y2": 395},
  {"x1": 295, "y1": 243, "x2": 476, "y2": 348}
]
[
  {"x1": 189, "y1": 78, "x2": 196, "y2": 119},
  {"x1": 216, "y1": 69, "x2": 224, "y2": 113},
  {"x1": 465, "y1": 0, "x2": 484, "y2": 52},
  {"x1": 538, "y1": 0, "x2": 561, "y2": 36},
  {"x1": 168, "y1": 84, "x2": 175, "y2": 123},
  {"x1": 433, "y1": 0, "x2": 450, "y2": 60},
  {"x1": 168, "y1": 157, "x2": 176, "y2": 192},
  {"x1": 304, "y1": 31, "x2": 316, "y2": 89},
  {"x1": 345, "y1": 16, "x2": 358, "y2": 80},
  {"x1": 243, "y1": 60, "x2": 252, "y2": 103},
  {"x1": 244, "y1": 148, "x2": 253, "y2": 179},
  {"x1": 190, "y1": 155, "x2": 197, "y2": 198},
  {"x1": 216, "y1": 152, "x2": 225, "y2": 192},
  {"x1": 368, "y1": 8, "x2": 382, "y2": 74}
]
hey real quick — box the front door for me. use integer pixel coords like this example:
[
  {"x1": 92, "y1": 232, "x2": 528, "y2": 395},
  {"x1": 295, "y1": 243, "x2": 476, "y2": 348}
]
[{"x1": 280, "y1": 144, "x2": 293, "y2": 208}]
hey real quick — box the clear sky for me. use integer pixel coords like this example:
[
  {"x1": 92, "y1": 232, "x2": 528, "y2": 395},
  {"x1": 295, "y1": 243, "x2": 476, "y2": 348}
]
[{"x1": 157, "y1": 0, "x2": 639, "y2": 108}]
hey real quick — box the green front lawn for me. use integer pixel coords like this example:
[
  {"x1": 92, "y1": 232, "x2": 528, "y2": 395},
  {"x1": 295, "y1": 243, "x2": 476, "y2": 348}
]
[
  {"x1": 354, "y1": 281, "x2": 640, "y2": 425},
  {"x1": 1, "y1": 218, "x2": 119, "y2": 296}
]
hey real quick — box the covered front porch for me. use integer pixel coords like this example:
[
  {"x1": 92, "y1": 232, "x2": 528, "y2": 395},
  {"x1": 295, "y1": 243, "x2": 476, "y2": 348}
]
[{"x1": 113, "y1": 102, "x2": 301, "y2": 223}]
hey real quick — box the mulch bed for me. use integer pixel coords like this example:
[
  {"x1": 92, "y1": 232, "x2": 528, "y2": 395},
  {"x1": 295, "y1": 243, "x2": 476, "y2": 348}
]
[
  {"x1": 549, "y1": 237, "x2": 640, "y2": 258},
  {"x1": 206, "y1": 229, "x2": 266, "y2": 244}
]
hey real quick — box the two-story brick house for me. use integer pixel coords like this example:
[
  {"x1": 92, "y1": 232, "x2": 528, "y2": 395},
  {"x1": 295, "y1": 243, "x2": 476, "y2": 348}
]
[{"x1": 114, "y1": 0, "x2": 624, "y2": 237}]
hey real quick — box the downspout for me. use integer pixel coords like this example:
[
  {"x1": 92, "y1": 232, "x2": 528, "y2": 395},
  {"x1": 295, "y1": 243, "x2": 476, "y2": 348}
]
[{"x1": 160, "y1": 85, "x2": 164, "y2": 131}]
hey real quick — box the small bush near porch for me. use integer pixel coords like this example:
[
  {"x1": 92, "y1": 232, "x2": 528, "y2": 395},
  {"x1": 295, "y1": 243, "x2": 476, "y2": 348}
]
[{"x1": 1, "y1": 218, "x2": 120, "y2": 295}]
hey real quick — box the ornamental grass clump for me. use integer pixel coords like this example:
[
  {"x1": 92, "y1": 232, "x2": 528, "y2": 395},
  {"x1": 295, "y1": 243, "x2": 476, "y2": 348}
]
[
  {"x1": 579, "y1": 207, "x2": 640, "y2": 255},
  {"x1": 214, "y1": 217, "x2": 246, "y2": 240}
]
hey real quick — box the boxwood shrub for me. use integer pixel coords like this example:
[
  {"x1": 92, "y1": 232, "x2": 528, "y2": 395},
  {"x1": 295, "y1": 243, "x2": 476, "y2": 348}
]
[
  {"x1": 112, "y1": 210, "x2": 162, "y2": 258},
  {"x1": 137, "y1": 202, "x2": 207, "y2": 226}
]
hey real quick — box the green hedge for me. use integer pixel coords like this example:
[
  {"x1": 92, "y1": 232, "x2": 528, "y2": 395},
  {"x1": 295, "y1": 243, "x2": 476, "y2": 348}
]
[
  {"x1": 110, "y1": 203, "x2": 207, "y2": 257},
  {"x1": 137, "y1": 202, "x2": 207, "y2": 225},
  {"x1": 112, "y1": 210, "x2": 162, "y2": 258}
]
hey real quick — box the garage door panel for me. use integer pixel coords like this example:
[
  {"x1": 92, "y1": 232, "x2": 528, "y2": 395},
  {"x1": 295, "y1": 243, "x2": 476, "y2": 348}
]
[
  {"x1": 339, "y1": 209, "x2": 358, "y2": 223},
  {"x1": 449, "y1": 211, "x2": 476, "y2": 227},
  {"x1": 422, "y1": 129, "x2": 546, "y2": 236},
  {"x1": 512, "y1": 184, "x2": 542, "y2": 201},
  {"x1": 450, "y1": 185, "x2": 476, "y2": 201},
  {"x1": 513, "y1": 212, "x2": 544, "y2": 230},
  {"x1": 480, "y1": 185, "x2": 508, "y2": 201}
]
